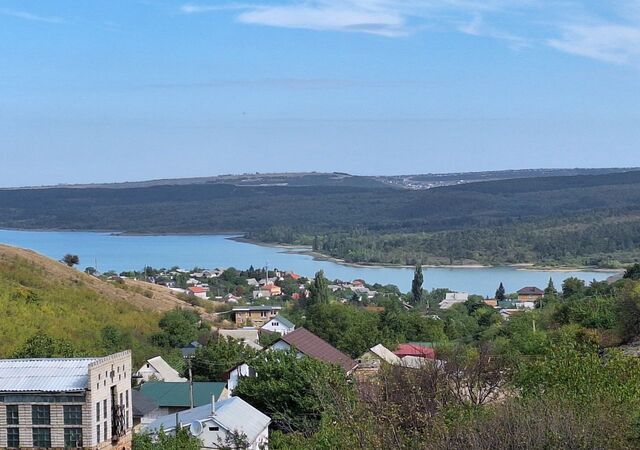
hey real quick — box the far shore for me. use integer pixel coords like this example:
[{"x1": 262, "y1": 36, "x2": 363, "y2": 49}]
[
  {"x1": 229, "y1": 236, "x2": 623, "y2": 273},
  {"x1": 0, "y1": 227, "x2": 625, "y2": 274}
]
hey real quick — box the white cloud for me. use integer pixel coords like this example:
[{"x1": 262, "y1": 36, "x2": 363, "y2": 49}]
[
  {"x1": 181, "y1": 1, "x2": 640, "y2": 66},
  {"x1": 0, "y1": 8, "x2": 64, "y2": 24},
  {"x1": 549, "y1": 23, "x2": 640, "y2": 65}
]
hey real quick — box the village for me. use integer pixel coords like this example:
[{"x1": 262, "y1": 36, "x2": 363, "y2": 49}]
[{"x1": 0, "y1": 260, "x2": 562, "y2": 450}]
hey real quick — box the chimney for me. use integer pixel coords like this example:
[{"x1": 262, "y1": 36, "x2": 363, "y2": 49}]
[{"x1": 211, "y1": 395, "x2": 216, "y2": 415}]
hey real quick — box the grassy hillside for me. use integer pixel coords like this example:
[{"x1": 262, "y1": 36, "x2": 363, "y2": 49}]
[{"x1": 0, "y1": 245, "x2": 196, "y2": 366}]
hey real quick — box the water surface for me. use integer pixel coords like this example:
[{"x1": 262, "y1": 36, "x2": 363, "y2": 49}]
[{"x1": 0, "y1": 229, "x2": 617, "y2": 296}]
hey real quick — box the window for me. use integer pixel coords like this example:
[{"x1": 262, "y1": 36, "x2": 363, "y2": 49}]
[
  {"x1": 64, "y1": 405, "x2": 83, "y2": 425},
  {"x1": 6, "y1": 405, "x2": 19, "y2": 424},
  {"x1": 104, "y1": 421, "x2": 108, "y2": 441},
  {"x1": 97, "y1": 424, "x2": 101, "y2": 443},
  {"x1": 119, "y1": 392, "x2": 123, "y2": 406},
  {"x1": 103, "y1": 399, "x2": 107, "y2": 418},
  {"x1": 7, "y1": 428, "x2": 19, "y2": 448},
  {"x1": 209, "y1": 426, "x2": 220, "y2": 431},
  {"x1": 96, "y1": 402, "x2": 100, "y2": 421},
  {"x1": 126, "y1": 390, "x2": 129, "y2": 408},
  {"x1": 32, "y1": 428, "x2": 51, "y2": 448},
  {"x1": 64, "y1": 428, "x2": 83, "y2": 448},
  {"x1": 32, "y1": 405, "x2": 50, "y2": 425},
  {"x1": 260, "y1": 311, "x2": 267, "y2": 317}
]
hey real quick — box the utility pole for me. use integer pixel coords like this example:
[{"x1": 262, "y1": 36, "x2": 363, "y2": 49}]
[{"x1": 187, "y1": 356, "x2": 194, "y2": 409}]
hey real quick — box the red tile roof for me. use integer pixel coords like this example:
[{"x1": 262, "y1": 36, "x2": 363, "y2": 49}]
[
  {"x1": 189, "y1": 286, "x2": 209, "y2": 293},
  {"x1": 278, "y1": 328, "x2": 357, "y2": 372},
  {"x1": 394, "y1": 343, "x2": 436, "y2": 359}
]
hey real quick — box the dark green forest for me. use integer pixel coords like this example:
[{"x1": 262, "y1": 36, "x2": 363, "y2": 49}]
[{"x1": 2, "y1": 170, "x2": 640, "y2": 267}]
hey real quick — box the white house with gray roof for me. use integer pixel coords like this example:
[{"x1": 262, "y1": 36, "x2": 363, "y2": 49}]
[
  {"x1": 0, "y1": 350, "x2": 133, "y2": 449},
  {"x1": 260, "y1": 315, "x2": 296, "y2": 335},
  {"x1": 146, "y1": 396, "x2": 270, "y2": 450}
]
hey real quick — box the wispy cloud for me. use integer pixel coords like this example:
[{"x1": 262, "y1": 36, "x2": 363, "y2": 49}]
[
  {"x1": 0, "y1": 8, "x2": 64, "y2": 24},
  {"x1": 549, "y1": 23, "x2": 640, "y2": 65},
  {"x1": 181, "y1": 1, "x2": 640, "y2": 66}
]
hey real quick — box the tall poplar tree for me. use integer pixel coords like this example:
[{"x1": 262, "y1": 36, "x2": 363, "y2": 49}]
[
  {"x1": 411, "y1": 263, "x2": 424, "y2": 305},
  {"x1": 309, "y1": 270, "x2": 330, "y2": 305},
  {"x1": 495, "y1": 282, "x2": 506, "y2": 302}
]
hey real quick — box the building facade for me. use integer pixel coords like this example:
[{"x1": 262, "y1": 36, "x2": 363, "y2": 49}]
[
  {"x1": 0, "y1": 350, "x2": 133, "y2": 449},
  {"x1": 231, "y1": 306, "x2": 282, "y2": 327}
]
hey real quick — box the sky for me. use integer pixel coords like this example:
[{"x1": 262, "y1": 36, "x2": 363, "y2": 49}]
[{"x1": 1, "y1": 0, "x2": 640, "y2": 187}]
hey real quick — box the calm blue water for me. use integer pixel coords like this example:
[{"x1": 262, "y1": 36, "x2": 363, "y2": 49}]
[{"x1": 0, "y1": 229, "x2": 618, "y2": 296}]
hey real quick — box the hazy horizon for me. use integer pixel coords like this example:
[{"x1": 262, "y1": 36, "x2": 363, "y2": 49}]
[{"x1": 2, "y1": 1, "x2": 639, "y2": 186}]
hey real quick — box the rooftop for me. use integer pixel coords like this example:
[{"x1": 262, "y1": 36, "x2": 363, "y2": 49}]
[
  {"x1": 517, "y1": 286, "x2": 544, "y2": 295},
  {"x1": 147, "y1": 396, "x2": 270, "y2": 443},
  {"x1": 264, "y1": 314, "x2": 295, "y2": 329},
  {"x1": 232, "y1": 305, "x2": 283, "y2": 312},
  {"x1": 0, "y1": 358, "x2": 98, "y2": 392},
  {"x1": 277, "y1": 328, "x2": 357, "y2": 372},
  {"x1": 138, "y1": 381, "x2": 226, "y2": 408}
]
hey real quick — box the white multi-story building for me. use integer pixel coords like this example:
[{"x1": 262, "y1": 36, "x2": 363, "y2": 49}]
[{"x1": 0, "y1": 350, "x2": 133, "y2": 449}]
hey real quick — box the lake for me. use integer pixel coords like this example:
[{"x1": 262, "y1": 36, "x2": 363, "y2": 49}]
[{"x1": 0, "y1": 229, "x2": 618, "y2": 296}]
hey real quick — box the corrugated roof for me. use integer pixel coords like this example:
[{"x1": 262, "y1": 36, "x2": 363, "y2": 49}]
[
  {"x1": 145, "y1": 356, "x2": 187, "y2": 382},
  {"x1": 132, "y1": 390, "x2": 159, "y2": 417},
  {"x1": 138, "y1": 381, "x2": 226, "y2": 408},
  {"x1": 278, "y1": 328, "x2": 357, "y2": 372},
  {"x1": 0, "y1": 358, "x2": 97, "y2": 392},
  {"x1": 147, "y1": 397, "x2": 270, "y2": 443},
  {"x1": 368, "y1": 344, "x2": 401, "y2": 365}
]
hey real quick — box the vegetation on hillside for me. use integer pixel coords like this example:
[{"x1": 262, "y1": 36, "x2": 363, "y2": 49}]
[{"x1": 2, "y1": 171, "x2": 640, "y2": 266}]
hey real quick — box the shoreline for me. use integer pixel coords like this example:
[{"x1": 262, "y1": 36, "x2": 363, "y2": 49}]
[
  {"x1": 0, "y1": 228, "x2": 624, "y2": 274},
  {"x1": 229, "y1": 236, "x2": 623, "y2": 273}
]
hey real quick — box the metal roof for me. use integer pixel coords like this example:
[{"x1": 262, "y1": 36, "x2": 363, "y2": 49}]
[
  {"x1": 147, "y1": 396, "x2": 270, "y2": 443},
  {"x1": 138, "y1": 381, "x2": 226, "y2": 408},
  {"x1": 0, "y1": 358, "x2": 97, "y2": 392}
]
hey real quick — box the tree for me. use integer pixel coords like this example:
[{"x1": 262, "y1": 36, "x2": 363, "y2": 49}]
[
  {"x1": 308, "y1": 270, "x2": 330, "y2": 305},
  {"x1": 84, "y1": 266, "x2": 97, "y2": 276},
  {"x1": 151, "y1": 309, "x2": 202, "y2": 348},
  {"x1": 495, "y1": 282, "x2": 506, "y2": 302},
  {"x1": 544, "y1": 277, "x2": 557, "y2": 297},
  {"x1": 13, "y1": 332, "x2": 79, "y2": 358},
  {"x1": 191, "y1": 337, "x2": 257, "y2": 381},
  {"x1": 617, "y1": 282, "x2": 640, "y2": 342},
  {"x1": 234, "y1": 349, "x2": 351, "y2": 434},
  {"x1": 62, "y1": 254, "x2": 79, "y2": 267},
  {"x1": 411, "y1": 263, "x2": 423, "y2": 305},
  {"x1": 623, "y1": 263, "x2": 640, "y2": 281},
  {"x1": 562, "y1": 277, "x2": 586, "y2": 299},
  {"x1": 133, "y1": 428, "x2": 201, "y2": 450}
]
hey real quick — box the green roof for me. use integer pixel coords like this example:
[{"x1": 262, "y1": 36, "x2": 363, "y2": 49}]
[{"x1": 138, "y1": 381, "x2": 226, "y2": 408}]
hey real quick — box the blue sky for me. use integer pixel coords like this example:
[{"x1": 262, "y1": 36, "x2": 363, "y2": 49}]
[{"x1": 1, "y1": 0, "x2": 639, "y2": 186}]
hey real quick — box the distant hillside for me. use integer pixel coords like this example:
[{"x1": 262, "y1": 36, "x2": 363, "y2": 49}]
[
  {"x1": 1, "y1": 170, "x2": 640, "y2": 266},
  {"x1": 0, "y1": 245, "x2": 199, "y2": 365}
]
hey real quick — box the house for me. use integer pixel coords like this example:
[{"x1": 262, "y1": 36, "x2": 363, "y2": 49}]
[
  {"x1": 180, "y1": 341, "x2": 203, "y2": 358},
  {"x1": 223, "y1": 293, "x2": 241, "y2": 303},
  {"x1": 252, "y1": 284, "x2": 282, "y2": 299},
  {"x1": 225, "y1": 363, "x2": 256, "y2": 393},
  {"x1": 135, "y1": 356, "x2": 186, "y2": 383},
  {"x1": 517, "y1": 286, "x2": 544, "y2": 302},
  {"x1": 246, "y1": 278, "x2": 259, "y2": 287},
  {"x1": 218, "y1": 328, "x2": 263, "y2": 350},
  {"x1": 269, "y1": 328, "x2": 358, "y2": 373},
  {"x1": 394, "y1": 343, "x2": 436, "y2": 360},
  {"x1": 136, "y1": 381, "x2": 228, "y2": 418},
  {"x1": 131, "y1": 390, "x2": 159, "y2": 429},
  {"x1": 188, "y1": 286, "x2": 209, "y2": 299},
  {"x1": 146, "y1": 396, "x2": 270, "y2": 450},
  {"x1": 357, "y1": 344, "x2": 402, "y2": 375},
  {"x1": 231, "y1": 306, "x2": 282, "y2": 327},
  {"x1": 261, "y1": 315, "x2": 296, "y2": 335},
  {"x1": 484, "y1": 298, "x2": 498, "y2": 308},
  {"x1": 439, "y1": 292, "x2": 469, "y2": 309},
  {"x1": 0, "y1": 351, "x2": 133, "y2": 449}
]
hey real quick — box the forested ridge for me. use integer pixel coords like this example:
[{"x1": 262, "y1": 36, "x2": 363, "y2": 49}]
[{"x1": 2, "y1": 170, "x2": 640, "y2": 266}]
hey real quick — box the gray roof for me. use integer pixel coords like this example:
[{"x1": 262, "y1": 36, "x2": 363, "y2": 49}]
[
  {"x1": 147, "y1": 397, "x2": 270, "y2": 443},
  {"x1": 132, "y1": 390, "x2": 159, "y2": 417},
  {"x1": 271, "y1": 315, "x2": 295, "y2": 329},
  {"x1": 232, "y1": 306, "x2": 282, "y2": 312},
  {"x1": 0, "y1": 358, "x2": 98, "y2": 392}
]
